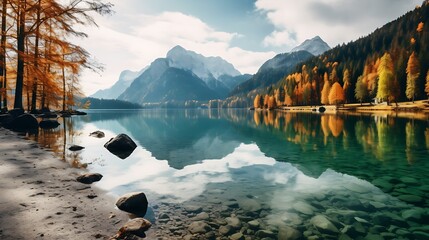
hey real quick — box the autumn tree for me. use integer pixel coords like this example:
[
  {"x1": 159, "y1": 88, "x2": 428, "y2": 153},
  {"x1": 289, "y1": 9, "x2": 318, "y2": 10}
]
[
  {"x1": 321, "y1": 73, "x2": 330, "y2": 105},
  {"x1": 376, "y1": 53, "x2": 395, "y2": 104},
  {"x1": 8, "y1": 0, "x2": 113, "y2": 110},
  {"x1": 329, "y1": 82, "x2": 345, "y2": 105},
  {"x1": 405, "y1": 51, "x2": 420, "y2": 102},
  {"x1": 355, "y1": 76, "x2": 368, "y2": 105},
  {"x1": 254, "y1": 94, "x2": 261, "y2": 109},
  {"x1": 267, "y1": 95, "x2": 276, "y2": 109},
  {"x1": 342, "y1": 69, "x2": 351, "y2": 103}
]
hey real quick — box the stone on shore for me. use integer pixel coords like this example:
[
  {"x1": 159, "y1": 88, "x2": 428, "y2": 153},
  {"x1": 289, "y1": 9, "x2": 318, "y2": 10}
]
[
  {"x1": 115, "y1": 218, "x2": 152, "y2": 238},
  {"x1": 104, "y1": 133, "x2": 137, "y2": 159},
  {"x1": 116, "y1": 192, "x2": 148, "y2": 216},
  {"x1": 39, "y1": 120, "x2": 60, "y2": 129},
  {"x1": 69, "y1": 145, "x2": 84, "y2": 151},
  {"x1": 76, "y1": 173, "x2": 103, "y2": 184}
]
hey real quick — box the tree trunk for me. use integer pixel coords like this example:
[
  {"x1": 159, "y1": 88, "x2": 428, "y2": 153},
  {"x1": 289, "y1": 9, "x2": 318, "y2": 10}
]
[
  {"x1": 31, "y1": 0, "x2": 41, "y2": 111},
  {"x1": 14, "y1": 0, "x2": 26, "y2": 110},
  {"x1": 0, "y1": 0, "x2": 7, "y2": 109}
]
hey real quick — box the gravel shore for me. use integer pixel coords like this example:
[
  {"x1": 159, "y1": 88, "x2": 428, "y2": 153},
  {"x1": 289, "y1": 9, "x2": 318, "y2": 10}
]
[{"x1": 0, "y1": 127, "x2": 130, "y2": 240}]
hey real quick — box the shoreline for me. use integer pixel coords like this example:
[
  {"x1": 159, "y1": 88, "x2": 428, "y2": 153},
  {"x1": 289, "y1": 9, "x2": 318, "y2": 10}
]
[{"x1": 0, "y1": 127, "x2": 130, "y2": 240}]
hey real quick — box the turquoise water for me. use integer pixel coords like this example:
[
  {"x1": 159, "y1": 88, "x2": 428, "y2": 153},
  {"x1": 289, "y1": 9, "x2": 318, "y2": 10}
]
[{"x1": 34, "y1": 109, "x2": 429, "y2": 239}]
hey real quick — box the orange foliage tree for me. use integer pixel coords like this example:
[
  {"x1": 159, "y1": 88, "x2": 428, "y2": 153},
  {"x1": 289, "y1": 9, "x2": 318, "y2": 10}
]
[{"x1": 329, "y1": 82, "x2": 345, "y2": 105}]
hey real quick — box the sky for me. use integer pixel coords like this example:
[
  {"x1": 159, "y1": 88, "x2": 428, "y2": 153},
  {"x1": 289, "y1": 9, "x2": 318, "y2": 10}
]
[{"x1": 75, "y1": 0, "x2": 422, "y2": 96}]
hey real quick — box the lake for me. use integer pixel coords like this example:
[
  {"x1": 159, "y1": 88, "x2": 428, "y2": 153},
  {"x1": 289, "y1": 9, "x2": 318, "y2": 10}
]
[{"x1": 32, "y1": 109, "x2": 429, "y2": 239}]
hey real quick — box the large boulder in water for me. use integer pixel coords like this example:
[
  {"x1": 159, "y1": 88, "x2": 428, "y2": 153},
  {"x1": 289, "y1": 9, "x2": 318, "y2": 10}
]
[
  {"x1": 9, "y1": 113, "x2": 38, "y2": 131},
  {"x1": 89, "y1": 130, "x2": 105, "y2": 138},
  {"x1": 116, "y1": 192, "x2": 148, "y2": 215},
  {"x1": 39, "y1": 119, "x2": 60, "y2": 129},
  {"x1": 104, "y1": 133, "x2": 137, "y2": 159}
]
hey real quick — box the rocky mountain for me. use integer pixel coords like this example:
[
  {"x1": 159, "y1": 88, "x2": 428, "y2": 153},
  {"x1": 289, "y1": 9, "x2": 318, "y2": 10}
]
[
  {"x1": 167, "y1": 45, "x2": 241, "y2": 80},
  {"x1": 90, "y1": 68, "x2": 147, "y2": 99},
  {"x1": 230, "y1": 50, "x2": 314, "y2": 96},
  {"x1": 291, "y1": 36, "x2": 331, "y2": 56},
  {"x1": 118, "y1": 46, "x2": 248, "y2": 104}
]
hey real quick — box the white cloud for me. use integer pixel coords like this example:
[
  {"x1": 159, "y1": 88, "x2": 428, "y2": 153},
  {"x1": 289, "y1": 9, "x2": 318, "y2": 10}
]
[
  {"x1": 75, "y1": 11, "x2": 274, "y2": 95},
  {"x1": 256, "y1": 0, "x2": 421, "y2": 50}
]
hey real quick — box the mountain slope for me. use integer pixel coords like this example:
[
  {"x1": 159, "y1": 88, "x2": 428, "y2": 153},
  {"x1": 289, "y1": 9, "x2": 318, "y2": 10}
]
[
  {"x1": 118, "y1": 46, "x2": 248, "y2": 104},
  {"x1": 90, "y1": 68, "x2": 146, "y2": 99},
  {"x1": 230, "y1": 51, "x2": 314, "y2": 96},
  {"x1": 142, "y1": 68, "x2": 220, "y2": 102},
  {"x1": 167, "y1": 45, "x2": 241, "y2": 80},
  {"x1": 291, "y1": 36, "x2": 331, "y2": 56}
]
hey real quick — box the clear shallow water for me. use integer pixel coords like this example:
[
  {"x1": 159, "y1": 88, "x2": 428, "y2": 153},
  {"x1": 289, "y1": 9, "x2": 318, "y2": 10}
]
[{"x1": 32, "y1": 109, "x2": 429, "y2": 239}]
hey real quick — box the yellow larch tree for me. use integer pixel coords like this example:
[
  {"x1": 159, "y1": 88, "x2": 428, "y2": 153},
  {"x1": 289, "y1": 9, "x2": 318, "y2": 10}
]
[
  {"x1": 328, "y1": 82, "x2": 345, "y2": 105},
  {"x1": 406, "y1": 51, "x2": 420, "y2": 102}
]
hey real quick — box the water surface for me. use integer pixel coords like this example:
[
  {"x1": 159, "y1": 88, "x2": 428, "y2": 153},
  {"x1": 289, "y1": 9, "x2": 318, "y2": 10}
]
[{"x1": 33, "y1": 109, "x2": 429, "y2": 239}]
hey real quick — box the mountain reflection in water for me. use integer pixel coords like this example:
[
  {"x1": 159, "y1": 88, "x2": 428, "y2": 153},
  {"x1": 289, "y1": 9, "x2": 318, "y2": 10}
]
[{"x1": 30, "y1": 109, "x2": 429, "y2": 238}]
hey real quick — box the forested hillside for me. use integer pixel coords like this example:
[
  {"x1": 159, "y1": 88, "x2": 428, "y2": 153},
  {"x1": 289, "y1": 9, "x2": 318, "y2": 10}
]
[{"x1": 254, "y1": 1, "x2": 429, "y2": 108}]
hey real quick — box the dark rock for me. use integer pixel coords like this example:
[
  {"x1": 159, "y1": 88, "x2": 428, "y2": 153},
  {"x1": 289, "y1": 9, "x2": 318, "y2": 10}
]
[
  {"x1": 364, "y1": 233, "x2": 384, "y2": 240},
  {"x1": 256, "y1": 230, "x2": 276, "y2": 238},
  {"x1": 69, "y1": 145, "x2": 84, "y2": 151},
  {"x1": 90, "y1": 130, "x2": 105, "y2": 138},
  {"x1": 76, "y1": 173, "x2": 103, "y2": 184},
  {"x1": 188, "y1": 221, "x2": 211, "y2": 234},
  {"x1": 40, "y1": 113, "x2": 57, "y2": 119},
  {"x1": 61, "y1": 112, "x2": 71, "y2": 118},
  {"x1": 104, "y1": 133, "x2": 137, "y2": 159},
  {"x1": 39, "y1": 120, "x2": 60, "y2": 129},
  {"x1": 413, "y1": 231, "x2": 429, "y2": 240},
  {"x1": 398, "y1": 194, "x2": 423, "y2": 204},
  {"x1": 73, "y1": 110, "x2": 87, "y2": 116},
  {"x1": 116, "y1": 218, "x2": 151, "y2": 238},
  {"x1": 0, "y1": 114, "x2": 13, "y2": 125},
  {"x1": 318, "y1": 106, "x2": 326, "y2": 113},
  {"x1": 8, "y1": 113, "x2": 38, "y2": 131},
  {"x1": 116, "y1": 192, "x2": 148, "y2": 215},
  {"x1": 8, "y1": 108, "x2": 24, "y2": 118}
]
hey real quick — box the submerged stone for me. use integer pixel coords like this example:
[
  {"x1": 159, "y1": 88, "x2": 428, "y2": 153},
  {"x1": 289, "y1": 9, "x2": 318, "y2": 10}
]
[
  {"x1": 310, "y1": 215, "x2": 339, "y2": 234},
  {"x1": 188, "y1": 221, "x2": 211, "y2": 234},
  {"x1": 398, "y1": 194, "x2": 423, "y2": 204},
  {"x1": 278, "y1": 226, "x2": 302, "y2": 240}
]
